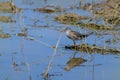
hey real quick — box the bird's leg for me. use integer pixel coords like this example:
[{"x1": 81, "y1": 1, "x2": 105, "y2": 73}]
[{"x1": 73, "y1": 40, "x2": 76, "y2": 45}]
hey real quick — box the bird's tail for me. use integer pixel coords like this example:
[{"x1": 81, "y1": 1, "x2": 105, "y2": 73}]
[
  {"x1": 88, "y1": 32, "x2": 93, "y2": 35},
  {"x1": 84, "y1": 32, "x2": 93, "y2": 37}
]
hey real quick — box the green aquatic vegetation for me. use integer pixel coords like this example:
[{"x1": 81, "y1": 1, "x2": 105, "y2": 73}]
[
  {"x1": 65, "y1": 44, "x2": 120, "y2": 54},
  {"x1": 0, "y1": 33, "x2": 11, "y2": 38}
]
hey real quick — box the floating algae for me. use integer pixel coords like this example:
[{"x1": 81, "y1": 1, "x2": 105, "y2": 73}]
[
  {"x1": 55, "y1": 13, "x2": 88, "y2": 24},
  {"x1": 0, "y1": 33, "x2": 11, "y2": 38},
  {"x1": 64, "y1": 57, "x2": 87, "y2": 71},
  {"x1": 65, "y1": 44, "x2": 120, "y2": 54}
]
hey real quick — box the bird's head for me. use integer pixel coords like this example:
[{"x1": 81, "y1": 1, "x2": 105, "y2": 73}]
[
  {"x1": 60, "y1": 27, "x2": 71, "y2": 32},
  {"x1": 64, "y1": 27, "x2": 71, "y2": 31}
]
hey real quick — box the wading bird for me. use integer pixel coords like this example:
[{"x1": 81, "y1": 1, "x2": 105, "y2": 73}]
[{"x1": 64, "y1": 28, "x2": 93, "y2": 45}]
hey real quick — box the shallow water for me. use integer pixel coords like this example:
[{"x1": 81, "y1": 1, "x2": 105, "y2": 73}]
[{"x1": 0, "y1": 0, "x2": 120, "y2": 80}]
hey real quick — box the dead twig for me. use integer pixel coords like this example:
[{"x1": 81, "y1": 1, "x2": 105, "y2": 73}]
[{"x1": 43, "y1": 32, "x2": 63, "y2": 79}]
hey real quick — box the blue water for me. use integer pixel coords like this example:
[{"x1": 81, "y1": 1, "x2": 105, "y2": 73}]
[{"x1": 0, "y1": 0, "x2": 120, "y2": 80}]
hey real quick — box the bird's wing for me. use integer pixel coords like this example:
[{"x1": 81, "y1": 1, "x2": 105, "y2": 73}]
[
  {"x1": 70, "y1": 31, "x2": 82, "y2": 39},
  {"x1": 72, "y1": 31, "x2": 88, "y2": 38}
]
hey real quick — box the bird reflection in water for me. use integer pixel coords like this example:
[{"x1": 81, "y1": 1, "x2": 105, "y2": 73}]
[{"x1": 64, "y1": 52, "x2": 87, "y2": 71}]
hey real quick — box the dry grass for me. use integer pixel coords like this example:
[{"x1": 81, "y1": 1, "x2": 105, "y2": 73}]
[
  {"x1": 55, "y1": 13, "x2": 88, "y2": 24},
  {"x1": 0, "y1": 1, "x2": 20, "y2": 13},
  {"x1": 43, "y1": 32, "x2": 63, "y2": 79},
  {"x1": 65, "y1": 44, "x2": 120, "y2": 54}
]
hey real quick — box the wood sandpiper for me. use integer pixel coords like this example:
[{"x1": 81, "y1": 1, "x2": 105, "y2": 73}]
[{"x1": 64, "y1": 27, "x2": 93, "y2": 45}]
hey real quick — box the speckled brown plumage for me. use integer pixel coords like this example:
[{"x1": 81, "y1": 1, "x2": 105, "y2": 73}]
[{"x1": 65, "y1": 28, "x2": 93, "y2": 45}]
